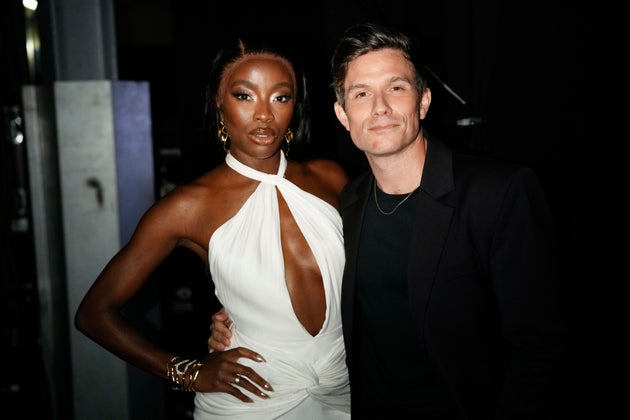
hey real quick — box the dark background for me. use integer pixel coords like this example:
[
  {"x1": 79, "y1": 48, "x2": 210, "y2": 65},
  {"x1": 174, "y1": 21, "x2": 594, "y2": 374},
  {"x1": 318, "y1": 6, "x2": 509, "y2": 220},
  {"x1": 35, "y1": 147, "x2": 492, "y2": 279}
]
[{"x1": 2, "y1": 0, "x2": 596, "y2": 418}]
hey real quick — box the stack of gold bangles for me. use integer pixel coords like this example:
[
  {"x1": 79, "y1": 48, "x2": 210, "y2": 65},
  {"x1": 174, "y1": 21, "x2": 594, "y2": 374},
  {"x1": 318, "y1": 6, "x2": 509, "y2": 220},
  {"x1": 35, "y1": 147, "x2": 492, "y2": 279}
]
[{"x1": 166, "y1": 356, "x2": 204, "y2": 392}]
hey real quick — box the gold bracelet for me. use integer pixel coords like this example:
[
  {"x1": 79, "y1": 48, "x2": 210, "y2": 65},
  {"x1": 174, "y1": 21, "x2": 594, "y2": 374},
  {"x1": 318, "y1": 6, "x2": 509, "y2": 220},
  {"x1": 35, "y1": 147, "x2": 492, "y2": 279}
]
[
  {"x1": 186, "y1": 361, "x2": 204, "y2": 392},
  {"x1": 166, "y1": 356, "x2": 204, "y2": 392}
]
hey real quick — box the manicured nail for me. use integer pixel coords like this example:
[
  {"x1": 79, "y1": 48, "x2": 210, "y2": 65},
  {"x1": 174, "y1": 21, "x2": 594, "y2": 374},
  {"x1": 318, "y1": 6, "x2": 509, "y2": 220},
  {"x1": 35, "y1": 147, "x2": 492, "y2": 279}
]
[{"x1": 256, "y1": 355, "x2": 266, "y2": 362}]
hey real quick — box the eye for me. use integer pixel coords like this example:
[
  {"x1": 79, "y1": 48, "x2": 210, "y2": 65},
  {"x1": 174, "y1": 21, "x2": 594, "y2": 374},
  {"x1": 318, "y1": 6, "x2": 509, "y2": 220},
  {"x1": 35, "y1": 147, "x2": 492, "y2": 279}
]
[
  {"x1": 390, "y1": 81, "x2": 413, "y2": 93},
  {"x1": 231, "y1": 92, "x2": 252, "y2": 101},
  {"x1": 274, "y1": 94, "x2": 292, "y2": 103}
]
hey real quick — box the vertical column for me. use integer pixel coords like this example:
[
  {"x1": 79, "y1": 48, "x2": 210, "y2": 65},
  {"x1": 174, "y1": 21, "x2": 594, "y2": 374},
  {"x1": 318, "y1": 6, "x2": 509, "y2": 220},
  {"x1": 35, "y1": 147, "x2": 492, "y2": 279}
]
[
  {"x1": 48, "y1": 0, "x2": 118, "y2": 80},
  {"x1": 22, "y1": 85, "x2": 71, "y2": 420},
  {"x1": 52, "y1": 80, "x2": 160, "y2": 420},
  {"x1": 55, "y1": 80, "x2": 125, "y2": 419}
]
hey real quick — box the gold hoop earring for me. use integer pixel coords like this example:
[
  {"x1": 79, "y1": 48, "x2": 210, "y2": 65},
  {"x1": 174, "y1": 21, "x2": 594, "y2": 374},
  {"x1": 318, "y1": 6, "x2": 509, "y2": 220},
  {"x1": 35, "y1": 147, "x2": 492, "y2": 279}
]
[
  {"x1": 283, "y1": 128, "x2": 294, "y2": 158},
  {"x1": 218, "y1": 121, "x2": 229, "y2": 151}
]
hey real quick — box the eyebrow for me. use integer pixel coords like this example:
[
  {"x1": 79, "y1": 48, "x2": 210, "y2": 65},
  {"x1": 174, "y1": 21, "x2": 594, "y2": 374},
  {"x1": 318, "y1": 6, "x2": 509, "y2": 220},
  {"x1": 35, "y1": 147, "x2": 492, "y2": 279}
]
[
  {"x1": 346, "y1": 83, "x2": 369, "y2": 93},
  {"x1": 346, "y1": 76, "x2": 413, "y2": 93},
  {"x1": 230, "y1": 80, "x2": 294, "y2": 90}
]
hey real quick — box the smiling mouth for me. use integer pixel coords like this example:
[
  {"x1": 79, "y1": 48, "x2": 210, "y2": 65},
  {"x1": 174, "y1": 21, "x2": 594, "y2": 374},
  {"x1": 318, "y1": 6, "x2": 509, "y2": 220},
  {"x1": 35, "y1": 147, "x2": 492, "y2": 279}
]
[
  {"x1": 368, "y1": 118, "x2": 400, "y2": 132},
  {"x1": 369, "y1": 124, "x2": 398, "y2": 133}
]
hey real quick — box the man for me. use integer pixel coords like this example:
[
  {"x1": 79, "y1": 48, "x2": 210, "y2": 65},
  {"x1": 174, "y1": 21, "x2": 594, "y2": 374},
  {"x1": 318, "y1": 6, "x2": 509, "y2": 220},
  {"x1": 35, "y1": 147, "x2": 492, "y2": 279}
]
[{"x1": 210, "y1": 22, "x2": 568, "y2": 419}]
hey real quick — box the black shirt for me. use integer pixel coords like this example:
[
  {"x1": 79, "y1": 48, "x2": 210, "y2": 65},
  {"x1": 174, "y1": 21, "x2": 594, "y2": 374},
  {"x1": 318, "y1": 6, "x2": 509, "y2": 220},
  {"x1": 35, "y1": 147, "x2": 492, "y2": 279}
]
[{"x1": 353, "y1": 181, "x2": 457, "y2": 418}]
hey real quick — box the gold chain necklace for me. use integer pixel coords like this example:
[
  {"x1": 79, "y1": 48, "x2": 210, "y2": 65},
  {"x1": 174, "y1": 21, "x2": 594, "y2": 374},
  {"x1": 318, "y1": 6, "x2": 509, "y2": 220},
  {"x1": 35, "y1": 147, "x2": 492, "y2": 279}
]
[{"x1": 373, "y1": 181, "x2": 415, "y2": 216}]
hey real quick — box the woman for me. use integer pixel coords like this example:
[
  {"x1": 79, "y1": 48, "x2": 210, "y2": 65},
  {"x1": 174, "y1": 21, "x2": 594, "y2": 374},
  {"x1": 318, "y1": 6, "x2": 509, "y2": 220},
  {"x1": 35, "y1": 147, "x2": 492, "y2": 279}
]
[{"x1": 74, "y1": 34, "x2": 350, "y2": 419}]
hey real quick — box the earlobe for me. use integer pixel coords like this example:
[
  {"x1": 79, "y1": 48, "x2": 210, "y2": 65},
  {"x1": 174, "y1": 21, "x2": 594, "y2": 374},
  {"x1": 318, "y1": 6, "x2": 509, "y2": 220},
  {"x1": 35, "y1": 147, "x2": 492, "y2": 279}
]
[
  {"x1": 333, "y1": 102, "x2": 350, "y2": 131},
  {"x1": 217, "y1": 104, "x2": 224, "y2": 122}
]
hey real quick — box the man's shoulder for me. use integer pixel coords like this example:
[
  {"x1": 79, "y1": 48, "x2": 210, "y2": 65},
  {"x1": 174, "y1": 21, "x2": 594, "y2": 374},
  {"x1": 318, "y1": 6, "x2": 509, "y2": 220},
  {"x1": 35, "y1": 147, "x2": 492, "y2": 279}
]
[{"x1": 339, "y1": 171, "x2": 371, "y2": 207}]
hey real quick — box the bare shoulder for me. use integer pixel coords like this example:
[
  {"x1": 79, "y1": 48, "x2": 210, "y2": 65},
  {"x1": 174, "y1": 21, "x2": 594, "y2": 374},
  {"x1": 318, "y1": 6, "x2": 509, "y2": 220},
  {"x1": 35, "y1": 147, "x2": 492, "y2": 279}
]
[
  {"x1": 302, "y1": 158, "x2": 349, "y2": 192},
  {"x1": 143, "y1": 165, "x2": 232, "y2": 242},
  {"x1": 116, "y1": 181, "x2": 206, "y2": 262},
  {"x1": 156, "y1": 172, "x2": 216, "y2": 214},
  {"x1": 136, "y1": 175, "x2": 210, "y2": 241},
  {"x1": 117, "y1": 163, "x2": 255, "y2": 262},
  {"x1": 287, "y1": 158, "x2": 349, "y2": 208},
  {"x1": 159, "y1": 164, "x2": 242, "y2": 219}
]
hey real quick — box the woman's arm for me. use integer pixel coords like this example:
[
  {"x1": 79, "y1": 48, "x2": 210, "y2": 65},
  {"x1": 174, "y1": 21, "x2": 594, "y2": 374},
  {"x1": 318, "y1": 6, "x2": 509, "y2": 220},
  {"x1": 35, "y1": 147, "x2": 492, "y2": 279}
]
[{"x1": 74, "y1": 190, "x2": 272, "y2": 401}]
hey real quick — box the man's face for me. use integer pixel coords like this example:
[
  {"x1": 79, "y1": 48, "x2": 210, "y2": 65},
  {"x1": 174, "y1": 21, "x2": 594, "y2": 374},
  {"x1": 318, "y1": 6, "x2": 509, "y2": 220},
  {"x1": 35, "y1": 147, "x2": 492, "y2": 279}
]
[{"x1": 333, "y1": 48, "x2": 430, "y2": 158}]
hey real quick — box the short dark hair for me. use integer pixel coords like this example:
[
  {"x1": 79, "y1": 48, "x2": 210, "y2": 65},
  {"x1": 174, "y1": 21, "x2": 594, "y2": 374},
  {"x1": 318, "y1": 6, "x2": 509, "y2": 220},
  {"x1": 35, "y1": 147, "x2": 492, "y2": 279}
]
[
  {"x1": 205, "y1": 34, "x2": 311, "y2": 145},
  {"x1": 330, "y1": 22, "x2": 427, "y2": 107}
]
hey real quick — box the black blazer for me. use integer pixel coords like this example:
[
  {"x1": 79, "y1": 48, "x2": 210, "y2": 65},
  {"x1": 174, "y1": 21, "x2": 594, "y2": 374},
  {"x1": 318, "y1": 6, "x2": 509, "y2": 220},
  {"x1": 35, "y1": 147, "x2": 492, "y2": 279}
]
[{"x1": 339, "y1": 135, "x2": 568, "y2": 419}]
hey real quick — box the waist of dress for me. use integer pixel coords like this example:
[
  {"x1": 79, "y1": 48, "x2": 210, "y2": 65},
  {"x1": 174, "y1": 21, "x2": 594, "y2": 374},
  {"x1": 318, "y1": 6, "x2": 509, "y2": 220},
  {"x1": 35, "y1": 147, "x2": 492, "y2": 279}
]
[
  {"x1": 229, "y1": 326, "x2": 348, "y2": 393},
  {"x1": 232, "y1": 323, "x2": 343, "y2": 362}
]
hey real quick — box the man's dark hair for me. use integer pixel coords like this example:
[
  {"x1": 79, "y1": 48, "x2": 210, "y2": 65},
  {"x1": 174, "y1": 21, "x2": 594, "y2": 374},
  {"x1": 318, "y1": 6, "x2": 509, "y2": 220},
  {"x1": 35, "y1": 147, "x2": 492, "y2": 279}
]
[{"x1": 330, "y1": 22, "x2": 427, "y2": 107}]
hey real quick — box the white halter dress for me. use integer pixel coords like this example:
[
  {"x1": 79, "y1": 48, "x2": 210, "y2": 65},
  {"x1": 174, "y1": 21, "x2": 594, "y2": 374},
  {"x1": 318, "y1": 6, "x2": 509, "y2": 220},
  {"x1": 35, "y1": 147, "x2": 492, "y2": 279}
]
[{"x1": 195, "y1": 152, "x2": 350, "y2": 419}]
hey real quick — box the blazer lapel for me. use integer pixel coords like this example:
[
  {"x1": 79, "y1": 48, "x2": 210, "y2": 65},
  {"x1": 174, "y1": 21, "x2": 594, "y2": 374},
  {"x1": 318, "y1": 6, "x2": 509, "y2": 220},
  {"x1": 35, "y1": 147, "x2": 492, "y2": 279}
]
[
  {"x1": 407, "y1": 136, "x2": 455, "y2": 332},
  {"x1": 340, "y1": 173, "x2": 372, "y2": 358}
]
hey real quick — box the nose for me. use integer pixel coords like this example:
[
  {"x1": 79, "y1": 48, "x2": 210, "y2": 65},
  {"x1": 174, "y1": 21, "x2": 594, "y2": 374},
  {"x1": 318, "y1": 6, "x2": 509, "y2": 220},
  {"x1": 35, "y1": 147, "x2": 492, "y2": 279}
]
[
  {"x1": 254, "y1": 101, "x2": 274, "y2": 123},
  {"x1": 372, "y1": 93, "x2": 391, "y2": 116}
]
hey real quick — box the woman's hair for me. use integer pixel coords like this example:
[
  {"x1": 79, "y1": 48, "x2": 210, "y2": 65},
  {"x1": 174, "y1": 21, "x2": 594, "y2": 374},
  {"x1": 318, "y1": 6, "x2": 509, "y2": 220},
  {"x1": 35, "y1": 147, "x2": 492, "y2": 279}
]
[
  {"x1": 205, "y1": 34, "x2": 311, "y2": 145},
  {"x1": 330, "y1": 22, "x2": 427, "y2": 107}
]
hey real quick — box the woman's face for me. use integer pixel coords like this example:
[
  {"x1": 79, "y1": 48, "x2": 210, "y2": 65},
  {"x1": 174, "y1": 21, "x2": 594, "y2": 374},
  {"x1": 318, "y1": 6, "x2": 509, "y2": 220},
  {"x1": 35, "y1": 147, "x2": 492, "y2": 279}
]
[{"x1": 218, "y1": 54, "x2": 296, "y2": 164}]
